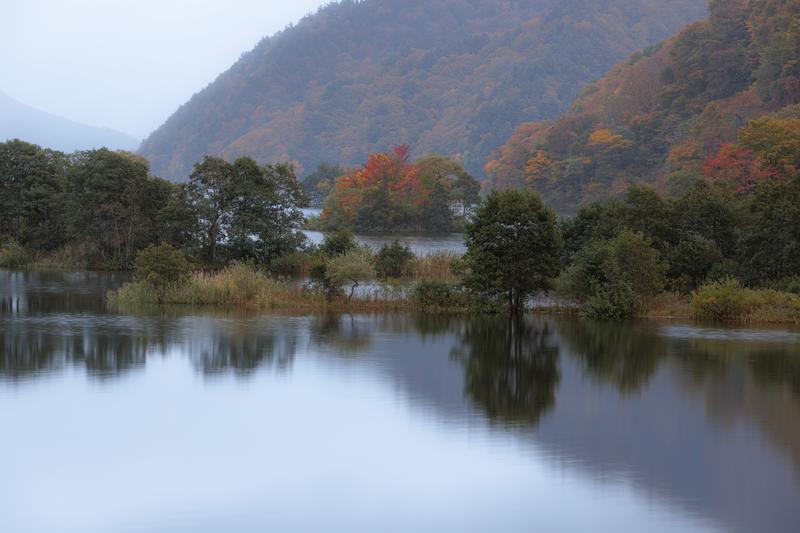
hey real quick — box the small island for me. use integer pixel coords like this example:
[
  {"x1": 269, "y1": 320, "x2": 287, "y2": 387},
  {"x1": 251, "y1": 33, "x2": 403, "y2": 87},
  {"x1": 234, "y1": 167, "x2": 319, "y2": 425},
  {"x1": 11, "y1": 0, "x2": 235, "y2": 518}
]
[{"x1": 308, "y1": 146, "x2": 481, "y2": 234}]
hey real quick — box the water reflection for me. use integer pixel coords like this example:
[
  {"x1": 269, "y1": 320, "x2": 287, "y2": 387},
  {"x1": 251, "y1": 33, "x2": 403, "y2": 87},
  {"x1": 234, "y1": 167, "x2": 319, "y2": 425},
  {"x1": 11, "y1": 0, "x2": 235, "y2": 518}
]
[
  {"x1": 452, "y1": 317, "x2": 560, "y2": 426},
  {"x1": 2, "y1": 270, "x2": 800, "y2": 533}
]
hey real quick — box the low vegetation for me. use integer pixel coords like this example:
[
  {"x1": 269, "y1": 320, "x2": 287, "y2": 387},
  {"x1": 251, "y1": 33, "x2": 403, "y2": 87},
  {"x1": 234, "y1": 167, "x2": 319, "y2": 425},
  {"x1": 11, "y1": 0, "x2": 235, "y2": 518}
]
[
  {"x1": 0, "y1": 240, "x2": 29, "y2": 269},
  {"x1": 691, "y1": 279, "x2": 800, "y2": 324}
]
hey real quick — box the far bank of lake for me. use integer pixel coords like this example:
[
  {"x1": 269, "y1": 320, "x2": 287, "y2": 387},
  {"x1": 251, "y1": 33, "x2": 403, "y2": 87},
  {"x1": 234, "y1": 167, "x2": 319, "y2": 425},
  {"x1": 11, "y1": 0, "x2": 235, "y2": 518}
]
[{"x1": 301, "y1": 208, "x2": 467, "y2": 255}]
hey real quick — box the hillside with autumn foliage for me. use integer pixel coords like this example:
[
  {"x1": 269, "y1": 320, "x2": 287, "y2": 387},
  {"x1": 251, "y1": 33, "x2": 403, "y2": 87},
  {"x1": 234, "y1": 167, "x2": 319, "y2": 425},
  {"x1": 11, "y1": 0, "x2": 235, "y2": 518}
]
[
  {"x1": 139, "y1": 0, "x2": 707, "y2": 181},
  {"x1": 486, "y1": 0, "x2": 800, "y2": 211}
]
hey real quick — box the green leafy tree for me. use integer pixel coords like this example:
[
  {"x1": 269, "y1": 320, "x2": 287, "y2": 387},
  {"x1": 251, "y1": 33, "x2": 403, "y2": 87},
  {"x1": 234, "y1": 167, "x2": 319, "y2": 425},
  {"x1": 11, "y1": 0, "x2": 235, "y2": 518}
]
[
  {"x1": 451, "y1": 171, "x2": 482, "y2": 218},
  {"x1": 303, "y1": 163, "x2": 343, "y2": 207},
  {"x1": 564, "y1": 230, "x2": 665, "y2": 319},
  {"x1": 66, "y1": 149, "x2": 166, "y2": 268},
  {"x1": 185, "y1": 156, "x2": 238, "y2": 264},
  {"x1": 464, "y1": 189, "x2": 562, "y2": 314},
  {"x1": 228, "y1": 160, "x2": 307, "y2": 264},
  {"x1": 0, "y1": 240, "x2": 30, "y2": 269},
  {"x1": 0, "y1": 140, "x2": 68, "y2": 250},
  {"x1": 667, "y1": 232, "x2": 725, "y2": 293},
  {"x1": 738, "y1": 178, "x2": 800, "y2": 283},
  {"x1": 186, "y1": 156, "x2": 306, "y2": 265},
  {"x1": 423, "y1": 181, "x2": 454, "y2": 232},
  {"x1": 327, "y1": 248, "x2": 376, "y2": 301},
  {"x1": 320, "y1": 231, "x2": 357, "y2": 258},
  {"x1": 560, "y1": 200, "x2": 623, "y2": 264}
]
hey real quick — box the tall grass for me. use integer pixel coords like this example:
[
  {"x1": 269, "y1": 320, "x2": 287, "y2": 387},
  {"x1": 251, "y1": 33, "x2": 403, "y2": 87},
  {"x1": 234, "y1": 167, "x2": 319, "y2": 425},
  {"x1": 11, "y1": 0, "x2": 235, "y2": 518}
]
[
  {"x1": 111, "y1": 263, "x2": 286, "y2": 307},
  {"x1": 691, "y1": 278, "x2": 800, "y2": 323},
  {"x1": 109, "y1": 261, "x2": 477, "y2": 313},
  {"x1": 409, "y1": 251, "x2": 461, "y2": 283}
]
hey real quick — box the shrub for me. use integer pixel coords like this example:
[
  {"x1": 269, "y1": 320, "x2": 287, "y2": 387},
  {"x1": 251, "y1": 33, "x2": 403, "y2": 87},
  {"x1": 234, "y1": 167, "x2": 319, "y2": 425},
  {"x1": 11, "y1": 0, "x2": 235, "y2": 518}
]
[
  {"x1": 691, "y1": 278, "x2": 800, "y2": 323},
  {"x1": 413, "y1": 280, "x2": 469, "y2": 310},
  {"x1": 564, "y1": 230, "x2": 665, "y2": 319},
  {"x1": 269, "y1": 252, "x2": 310, "y2": 278},
  {"x1": 0, "y1": 240, "x2": 30, "y2": 269},
  {"x1": 320, "y1": 231, "x2": 357, "y2": 258},
  {"x1": 667, "y1": 232, "x2": 724, "y2": 293},
  {"x1": 375, "y1": 241, "x2": 414, "y2": 279},
  {"x1": 112, "y1": 262, "x2": 279, "y2": 307},
  {"x1": 326, "y1": 249, "x2": 376, "y2": 300},
  {"x1": 134, "y1": 243, "x2": 191, "y2": 302},
  {"x1": 581, "y1": 280, "x2": 636, "y2": 320},
  {"x1": 690, "y1": 278, "x2": 758, "y2": 321}
]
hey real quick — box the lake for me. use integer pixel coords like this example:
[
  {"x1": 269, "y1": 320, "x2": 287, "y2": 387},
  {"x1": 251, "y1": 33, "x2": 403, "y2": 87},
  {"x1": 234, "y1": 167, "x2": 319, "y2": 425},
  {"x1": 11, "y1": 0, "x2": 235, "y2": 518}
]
[
  {"x1": 301, "y1": 208, "x2": 467, "y2": 255},
  {"x1": 1, "y1": 269, "x2": 799, "y2": 533}
]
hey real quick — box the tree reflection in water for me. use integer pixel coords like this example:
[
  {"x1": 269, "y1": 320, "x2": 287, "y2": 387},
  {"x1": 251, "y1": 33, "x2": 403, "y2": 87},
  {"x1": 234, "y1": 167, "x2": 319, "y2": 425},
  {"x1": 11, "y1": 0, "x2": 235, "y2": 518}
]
[
  {"x1": 556, "y1": 319, "x2": 668, "y2": 394},
  {"x1": 187, "y1": 320, "x2": 298, "y2": 376},
  {"x1": 452, "y1": 316, "x2": 560, "y2": 426},
  {"x1": 310, "y1": 313, "x2": 373, "y2": 355}
]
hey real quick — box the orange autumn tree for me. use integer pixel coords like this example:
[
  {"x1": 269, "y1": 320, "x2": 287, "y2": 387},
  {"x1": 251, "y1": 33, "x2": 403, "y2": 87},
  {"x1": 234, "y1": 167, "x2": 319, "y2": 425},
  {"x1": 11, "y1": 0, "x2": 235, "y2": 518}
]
[{"x1": 321, "y1": 146, "x2": 479, "y2": 233}]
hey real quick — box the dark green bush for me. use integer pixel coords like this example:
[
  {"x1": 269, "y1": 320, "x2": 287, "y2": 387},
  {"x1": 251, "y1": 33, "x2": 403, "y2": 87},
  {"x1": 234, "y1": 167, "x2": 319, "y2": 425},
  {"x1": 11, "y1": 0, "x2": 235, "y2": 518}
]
[
  {"x1": 320, "y1": 231, "x2": 356, "y2": 258},
  {"x1": 269, "y1": 252, "x2": 309, "y2": 278},
  {"x1": 581, "y1": 280, "x2": 636, "y2": 320},
  {"x1": 413, "y1": 281, "x2": 469, "y2": 310},
  {"x1": 564, "y1": 230, "x2": 665, "y2": 319},
  {"x1": 667, "y1": 232, "x2": 724, "y2": 293},
  {"x1": 375, "y1": 241, "x2": 414, "y2": 279},
  {"x1": 0, "y1": 240, "x2": 30, "y2": 269},
  {"x1": 134, "y1": 243, "x2": 191, "y2": 302}
]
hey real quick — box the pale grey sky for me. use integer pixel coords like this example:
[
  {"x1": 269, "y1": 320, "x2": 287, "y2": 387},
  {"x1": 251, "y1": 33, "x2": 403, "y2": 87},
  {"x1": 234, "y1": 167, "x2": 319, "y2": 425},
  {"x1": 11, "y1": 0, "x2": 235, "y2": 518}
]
[{"x1": 0, "y1": 0, "x2": 331, "y2": 139}]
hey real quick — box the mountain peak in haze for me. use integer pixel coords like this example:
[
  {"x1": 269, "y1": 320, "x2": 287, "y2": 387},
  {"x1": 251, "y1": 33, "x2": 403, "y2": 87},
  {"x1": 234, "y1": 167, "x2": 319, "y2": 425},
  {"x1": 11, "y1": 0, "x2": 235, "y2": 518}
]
[{"x1": 0, "y1": 91, "x2": 139, "y2": 153}]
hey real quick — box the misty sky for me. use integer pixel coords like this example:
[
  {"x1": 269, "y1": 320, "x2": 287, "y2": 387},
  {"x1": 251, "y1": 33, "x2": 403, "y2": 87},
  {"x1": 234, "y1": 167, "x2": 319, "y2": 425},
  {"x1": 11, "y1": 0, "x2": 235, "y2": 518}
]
[{"x1": 0, "y1": 0, "x2": 330, "y2": 140}]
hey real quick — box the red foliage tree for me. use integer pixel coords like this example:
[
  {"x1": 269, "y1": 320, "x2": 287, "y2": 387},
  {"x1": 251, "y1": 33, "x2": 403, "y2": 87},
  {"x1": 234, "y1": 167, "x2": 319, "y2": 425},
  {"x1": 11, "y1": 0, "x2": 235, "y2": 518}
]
[{"x1": 703, "y1": 143, "x2": 785, "y2": 193}]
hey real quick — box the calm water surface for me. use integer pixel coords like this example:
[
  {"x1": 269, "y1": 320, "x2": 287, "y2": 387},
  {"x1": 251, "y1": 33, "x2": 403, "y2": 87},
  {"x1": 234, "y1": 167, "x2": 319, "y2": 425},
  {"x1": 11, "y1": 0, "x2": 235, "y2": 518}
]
[
  {"x1": 1, "y1": 270, "x2": 799, "y2": 533},
  {"x1": 301, "y1": 208, "x2": 467, "y2": 254}
]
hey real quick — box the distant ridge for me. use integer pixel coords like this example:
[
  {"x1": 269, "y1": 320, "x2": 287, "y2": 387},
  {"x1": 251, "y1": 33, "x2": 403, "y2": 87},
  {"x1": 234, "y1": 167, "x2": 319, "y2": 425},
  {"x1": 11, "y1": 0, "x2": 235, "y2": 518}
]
[
  {"x1": 139, "y1": 0, "x2": 708, "y2": 181},
  {"x1": 0, "y1": 90, "x2": 139, "y2": 153}
]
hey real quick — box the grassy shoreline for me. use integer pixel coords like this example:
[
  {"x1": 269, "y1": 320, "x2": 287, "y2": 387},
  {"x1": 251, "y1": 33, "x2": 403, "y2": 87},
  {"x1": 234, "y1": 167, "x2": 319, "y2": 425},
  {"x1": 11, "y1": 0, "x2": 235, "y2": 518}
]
[
  {"x1": 107, "y1": 263, "x2": 469, "y2": 314},
  {"x1": 104, "y1": 263, "x2": 800, "y2": 326}
]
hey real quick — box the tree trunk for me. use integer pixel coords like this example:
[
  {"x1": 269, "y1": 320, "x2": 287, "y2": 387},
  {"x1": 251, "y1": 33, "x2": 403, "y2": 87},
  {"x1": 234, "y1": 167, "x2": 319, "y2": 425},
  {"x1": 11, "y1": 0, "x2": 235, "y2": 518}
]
[{"x1": 348, "y1": 281, "x2": 359, "y2": 302}]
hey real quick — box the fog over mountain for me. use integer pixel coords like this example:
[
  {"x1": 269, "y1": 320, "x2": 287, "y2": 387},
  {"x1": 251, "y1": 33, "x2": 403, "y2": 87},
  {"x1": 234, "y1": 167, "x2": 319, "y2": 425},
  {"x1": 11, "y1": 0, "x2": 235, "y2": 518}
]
[{"x1": 0, "y1": 91, "x2": 139, "y2": 153}]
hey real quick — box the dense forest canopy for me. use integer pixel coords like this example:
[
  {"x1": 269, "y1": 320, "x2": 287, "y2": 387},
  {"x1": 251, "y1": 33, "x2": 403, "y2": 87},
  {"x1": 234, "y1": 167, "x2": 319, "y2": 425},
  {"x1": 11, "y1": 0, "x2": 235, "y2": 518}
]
[
  {"x1": 139, "y1": 0, "x2": 707, "y2": 181},
  {"x1": 0, "y1": 140, "x2": 307, "y2": 270},
  {"x1": 486, "y1": 0, "x2": 800, "y2": 211}
]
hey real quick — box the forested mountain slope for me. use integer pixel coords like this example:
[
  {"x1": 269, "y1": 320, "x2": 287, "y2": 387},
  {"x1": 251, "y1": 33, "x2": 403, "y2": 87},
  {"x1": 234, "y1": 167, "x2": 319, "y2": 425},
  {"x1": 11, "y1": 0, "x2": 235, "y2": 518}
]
[
  {"x1": 139, "y1": 0, "x2": 707, "y2": 181},
  {"x1": 486, "y1": 0, "x2": 800, "y2": 211},
  {"x1": 0, "y1": 91, "x2": 138, "y2": 152}
]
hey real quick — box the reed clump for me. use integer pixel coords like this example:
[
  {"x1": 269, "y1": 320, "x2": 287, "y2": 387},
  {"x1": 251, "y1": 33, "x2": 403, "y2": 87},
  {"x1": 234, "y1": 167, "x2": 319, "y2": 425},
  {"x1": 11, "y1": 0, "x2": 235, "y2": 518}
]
[
  {"x1": 111, "y1": 262, "x2": 285, "y2": 307},
  {"x1": 409, "y1": 251, "x2": 462, "y2": 283},
  {"x1": 691, "y1": 278, "x2": 800, "y2": 324}
]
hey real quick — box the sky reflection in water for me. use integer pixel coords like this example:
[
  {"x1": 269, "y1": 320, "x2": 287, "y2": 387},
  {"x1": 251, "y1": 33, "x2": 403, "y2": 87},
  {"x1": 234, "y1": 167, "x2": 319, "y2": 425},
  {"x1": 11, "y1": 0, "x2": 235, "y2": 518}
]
[{"x1": 0, "y1": 270, "x2": 799, "y2": 533}]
